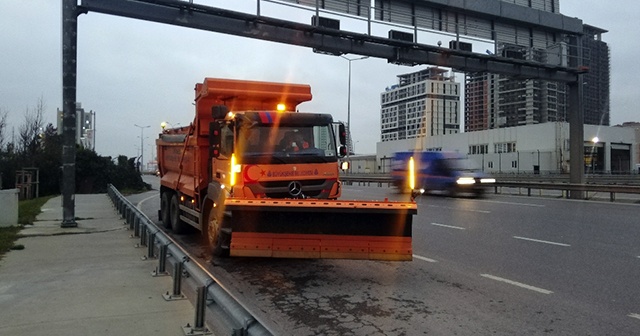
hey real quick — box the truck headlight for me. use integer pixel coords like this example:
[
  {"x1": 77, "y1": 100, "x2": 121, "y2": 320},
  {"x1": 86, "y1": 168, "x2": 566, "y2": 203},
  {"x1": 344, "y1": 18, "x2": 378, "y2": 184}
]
[{"x1": 480, "y1": 178, "x2": 496, "y2": 184}]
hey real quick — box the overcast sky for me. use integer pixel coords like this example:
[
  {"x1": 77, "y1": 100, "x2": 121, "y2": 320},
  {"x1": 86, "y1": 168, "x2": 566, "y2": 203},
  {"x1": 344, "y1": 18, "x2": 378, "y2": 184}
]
[{"x1": 1, "y1": 1, "x2": 638, "y2": 161}]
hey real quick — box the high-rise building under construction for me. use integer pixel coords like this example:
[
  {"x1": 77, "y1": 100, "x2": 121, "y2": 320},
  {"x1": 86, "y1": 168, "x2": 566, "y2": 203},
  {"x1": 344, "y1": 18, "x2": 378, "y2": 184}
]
[{"x1": 464, "y1": 0, "x2": 610, "y2": 131}]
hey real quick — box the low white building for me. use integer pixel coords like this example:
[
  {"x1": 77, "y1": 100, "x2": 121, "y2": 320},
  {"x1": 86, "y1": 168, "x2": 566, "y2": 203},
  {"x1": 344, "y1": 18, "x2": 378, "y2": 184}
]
[{"x1": 375, "y1": 122, "x2": 638, "y2": 174}]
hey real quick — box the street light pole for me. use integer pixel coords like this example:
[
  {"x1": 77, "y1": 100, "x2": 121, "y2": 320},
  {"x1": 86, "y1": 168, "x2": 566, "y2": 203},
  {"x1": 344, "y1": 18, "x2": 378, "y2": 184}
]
[
  {"x1": 340, "y1": 55, "x2": 368, "y2": 162},
  {"x1": 134, "y1": 124, "x2": 150, "y2": 172}
]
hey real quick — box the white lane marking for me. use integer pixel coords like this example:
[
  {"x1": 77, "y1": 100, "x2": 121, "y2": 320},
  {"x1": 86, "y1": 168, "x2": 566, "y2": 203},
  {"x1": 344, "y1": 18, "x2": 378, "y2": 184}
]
[
  {"x1": 629, "y1": 313, "x2": 640, "y2": 320},
  {"x1": 481, "y1": 274, "x2": 553, "y2": 295},
  {"x1": 413, "y1": 254, "x2": 438, "y2": 263},
  {"x1": 513, "y1": 236, "x2": 571, "y2": 247},
  {"x1": 137, "y1": 194, "x2": 159, "y2": 210},
  {"x1": 424, "y1": 204, "x2": 490, "y2": 214},
  {"x1": 479, "y1": 199, "x2": 545, "y2": 207},
  {"x1": 431, "y1": 222, "x2": 466, "y2": 230}
]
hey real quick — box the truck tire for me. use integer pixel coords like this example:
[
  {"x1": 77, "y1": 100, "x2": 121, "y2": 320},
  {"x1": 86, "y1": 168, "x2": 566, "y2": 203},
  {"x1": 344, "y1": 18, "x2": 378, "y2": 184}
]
[
  {"x1": 160, "y1": 192, "x2": 171, "y2": 229},
  {"x1": 205, "y1": 201, "x2": 230, "y2": 257},
  {"x1": 169, "y1": 194, "x2": 186, "y2": 234}
]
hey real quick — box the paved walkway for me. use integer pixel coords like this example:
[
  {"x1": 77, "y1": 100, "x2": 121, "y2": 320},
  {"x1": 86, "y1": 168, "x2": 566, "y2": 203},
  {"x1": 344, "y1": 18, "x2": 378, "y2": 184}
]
[{"x1": 0, "y1": 194, "x2": 193, "y2": 336}]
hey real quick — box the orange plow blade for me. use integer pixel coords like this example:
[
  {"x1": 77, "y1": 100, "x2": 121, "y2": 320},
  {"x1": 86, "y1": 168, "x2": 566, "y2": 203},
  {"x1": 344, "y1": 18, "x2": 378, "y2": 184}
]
[{"x1": 224, "y1": 198, "x2": 417, "y2": 261}]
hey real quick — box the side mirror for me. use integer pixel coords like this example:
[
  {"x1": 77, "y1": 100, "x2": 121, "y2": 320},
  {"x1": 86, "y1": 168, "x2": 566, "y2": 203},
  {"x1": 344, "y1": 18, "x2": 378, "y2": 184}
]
[
  {"x1": 338, "y1": 145, "x2": 347, "y2": 157},
  {"x1": 209, "y1": 121, "x2": 221, "y2": 158},
  {"x1": 338, "y1": 123, "x2": 347, "y2": 145},
  {"x1": 212, "y1": 105, "x2": 228, "y2": 119}
]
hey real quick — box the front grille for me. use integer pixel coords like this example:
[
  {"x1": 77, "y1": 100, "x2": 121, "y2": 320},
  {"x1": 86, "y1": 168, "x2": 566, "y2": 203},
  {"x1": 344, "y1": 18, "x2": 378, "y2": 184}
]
[
  {"x1": 265, "y1": 190, "x2": 323, "y2": 198},
  {"x1": 259, "y1": 179, "x2": 327, "y2": 188}
]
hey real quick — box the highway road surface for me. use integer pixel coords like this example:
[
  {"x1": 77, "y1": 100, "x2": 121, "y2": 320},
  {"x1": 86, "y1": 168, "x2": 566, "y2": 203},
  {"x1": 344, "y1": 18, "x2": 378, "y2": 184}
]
[{"x1": 133, "y1": 176, "x2": 640, "y2": 335}]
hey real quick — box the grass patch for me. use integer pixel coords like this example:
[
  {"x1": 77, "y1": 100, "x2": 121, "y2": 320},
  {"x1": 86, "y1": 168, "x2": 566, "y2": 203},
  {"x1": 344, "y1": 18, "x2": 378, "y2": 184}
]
[
  {"x1": 117, "y1": 183, "x2": 152, "y2": 196},
  {"x1": 18, "y1": 195, "x2": 56, "y2": 225},
  {"x1": 0, "y1": 195, "x2": 56, "y2": 259},
  {"x1": 0, "y1": 226, "x2": 23, "y2": 258}
]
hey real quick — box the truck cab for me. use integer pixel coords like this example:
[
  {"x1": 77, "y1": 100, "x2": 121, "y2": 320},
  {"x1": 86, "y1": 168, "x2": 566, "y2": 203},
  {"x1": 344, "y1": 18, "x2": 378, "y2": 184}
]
[{"x1": 212, "y1": 109, "x2": 344, "y2": 199}]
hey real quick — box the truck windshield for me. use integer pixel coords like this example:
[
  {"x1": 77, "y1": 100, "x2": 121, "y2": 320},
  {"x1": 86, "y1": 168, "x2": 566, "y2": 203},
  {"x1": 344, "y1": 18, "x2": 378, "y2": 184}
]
[{"x1": 236, "y1": 124, "x2": 338, "y2": 164}]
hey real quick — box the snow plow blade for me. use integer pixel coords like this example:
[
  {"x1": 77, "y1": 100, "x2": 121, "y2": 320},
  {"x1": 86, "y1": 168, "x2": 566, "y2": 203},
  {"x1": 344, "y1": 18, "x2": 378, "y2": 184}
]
[{"x1": 225, "y1": 199, "x2": 417, "y2": 261}]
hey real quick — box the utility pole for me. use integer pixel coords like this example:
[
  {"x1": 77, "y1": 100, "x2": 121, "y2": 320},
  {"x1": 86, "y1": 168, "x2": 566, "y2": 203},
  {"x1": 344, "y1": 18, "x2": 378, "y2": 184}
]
[
  {"x1": 340, "y1": 55, "x2": 368, "y2": 163},
  {"x1": 134, "y1": 124, "x2": 150, "y2": 172}
]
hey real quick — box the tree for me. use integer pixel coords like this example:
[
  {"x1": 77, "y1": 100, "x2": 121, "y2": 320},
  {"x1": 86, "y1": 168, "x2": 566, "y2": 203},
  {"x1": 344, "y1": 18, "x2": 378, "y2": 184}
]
[
  {"x1": 1, "y1": 97, "x2": 149, "y2": 195},
  {"x1": 0, "y1": 108, "x2": 7, "y2": 152},
  {"x1": 18, "y1": 97, "x2": 45, "y2": 166},
  {"x1": 0, "y1": 108, "x2": 15, "y2": 190},
  {"x1": 37, "y1": 124, "x2": 63, "y2": 195}
]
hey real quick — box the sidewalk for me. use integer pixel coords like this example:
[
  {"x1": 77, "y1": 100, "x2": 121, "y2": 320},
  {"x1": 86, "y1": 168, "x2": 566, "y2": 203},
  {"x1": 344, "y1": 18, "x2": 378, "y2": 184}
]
[{"x1": 0, "y1": 194, "x2": 193, "y2": 336}]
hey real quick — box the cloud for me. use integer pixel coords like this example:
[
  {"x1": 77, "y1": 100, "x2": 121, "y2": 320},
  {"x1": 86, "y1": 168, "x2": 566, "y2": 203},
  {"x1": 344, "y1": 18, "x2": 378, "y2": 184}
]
[{"x1": 1, "y1": 0, "x2": 636, "y2": 160}]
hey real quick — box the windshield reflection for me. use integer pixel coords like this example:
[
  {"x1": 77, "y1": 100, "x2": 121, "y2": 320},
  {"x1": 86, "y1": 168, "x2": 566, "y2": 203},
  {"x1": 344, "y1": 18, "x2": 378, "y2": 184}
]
[{"x1": 237, "y1": 124, "x2": 337, "y2": 163}]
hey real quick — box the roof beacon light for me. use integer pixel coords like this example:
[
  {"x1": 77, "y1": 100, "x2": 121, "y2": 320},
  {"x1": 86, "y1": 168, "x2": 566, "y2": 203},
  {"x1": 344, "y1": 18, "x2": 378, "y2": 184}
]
[{"x1": 277, "y1": 103, "x2": 286, "y2": 111}]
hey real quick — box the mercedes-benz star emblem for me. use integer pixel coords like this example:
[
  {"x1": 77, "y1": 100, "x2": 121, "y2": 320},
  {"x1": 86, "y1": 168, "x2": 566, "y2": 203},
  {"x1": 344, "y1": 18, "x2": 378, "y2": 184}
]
[{"x1": 288, "y1": 181, "x2": 302, "y2": 197}]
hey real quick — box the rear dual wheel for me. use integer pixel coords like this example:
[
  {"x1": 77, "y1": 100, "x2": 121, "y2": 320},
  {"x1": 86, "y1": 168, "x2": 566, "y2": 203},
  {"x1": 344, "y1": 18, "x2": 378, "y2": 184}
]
[
  {"x1": 206, "y1": 201, "x2": 229, "y2": 257},
  {"x1": 160, "y1": 192, "x2": 171, "y2": 229},
  {"x1": 169, "y1": 194, "x2": 187, "y2": 234}
]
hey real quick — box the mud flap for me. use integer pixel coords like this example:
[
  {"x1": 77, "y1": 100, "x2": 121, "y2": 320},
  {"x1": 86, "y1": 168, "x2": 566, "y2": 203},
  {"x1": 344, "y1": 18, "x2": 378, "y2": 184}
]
[{"x1": 224, "y1": 199, "x2": 417, "y2": 261}]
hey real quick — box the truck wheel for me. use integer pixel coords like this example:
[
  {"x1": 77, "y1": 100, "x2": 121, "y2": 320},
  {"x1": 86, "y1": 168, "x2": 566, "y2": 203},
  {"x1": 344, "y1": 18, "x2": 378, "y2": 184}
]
[
  {"x1": 160, "y1": 192, "x2": 171, "y2": 228},
  {"x1": 169, "y1": 194, "x2": 186, "y2": 234},
  {"x1": 206, "y1": 202, "x2": 229, "y2": 257}
]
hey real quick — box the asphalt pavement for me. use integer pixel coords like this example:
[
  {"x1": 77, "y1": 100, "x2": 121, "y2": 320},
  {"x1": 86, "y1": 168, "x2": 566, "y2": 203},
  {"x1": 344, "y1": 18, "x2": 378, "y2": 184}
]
[{"x1": 0, "y1": 194, "x2": 194, "y2": 336}]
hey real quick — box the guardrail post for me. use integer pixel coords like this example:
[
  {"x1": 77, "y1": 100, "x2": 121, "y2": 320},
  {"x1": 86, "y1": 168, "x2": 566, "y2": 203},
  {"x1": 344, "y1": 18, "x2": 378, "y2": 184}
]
[
  {"x1": 146, "y1": 231, "x2": 156, "y2": 259},
  {"x1": 125, "y1": 208, "x2": 132, "y2": 228},
  {"x1": 139, "y1": 225, "x2": 147, "y2": 247},
  {"x1": 182, "y1": 286, "x2": 211, "y2": 335},
  {"x1": 133, "y1": 216, "x2": 140, "y2": 236},
  {"x1": 610, "y1": 192, "x2": 615, "y2": 202},
  {"x1": 153, "y1": 244, "x2": 170, "y2": 276},
  {"x1": 126, "y1": 204, "x2": 132, "y2": 221},
  {"x1": 163, "y1": 261, "x2": 186, "y2": 301}
]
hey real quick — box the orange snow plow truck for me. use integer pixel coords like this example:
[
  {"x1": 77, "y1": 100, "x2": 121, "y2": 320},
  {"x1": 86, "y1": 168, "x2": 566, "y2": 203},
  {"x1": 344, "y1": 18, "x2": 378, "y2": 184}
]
[{"x1": 157, "y1": 78, "x2": 417, "y2": 260}]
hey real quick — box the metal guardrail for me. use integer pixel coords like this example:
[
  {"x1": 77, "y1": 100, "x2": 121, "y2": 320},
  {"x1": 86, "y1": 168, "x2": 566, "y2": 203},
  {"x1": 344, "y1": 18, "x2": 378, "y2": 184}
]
[
  {"x1": 106, "y1": 184, "x2": 273, "y2": 336},
  {"x1": 493, "y1": 181, "x2": 640, "y2": 202},
  {"x1": 339, "y1": 175, "x2": 640, "y2": 202},
  {"x1": 340, "y1": 175, "x2": 395, "y2": 187},
  {"x1": 492, "y1": 173, "x2": 640, "y2": 185}
]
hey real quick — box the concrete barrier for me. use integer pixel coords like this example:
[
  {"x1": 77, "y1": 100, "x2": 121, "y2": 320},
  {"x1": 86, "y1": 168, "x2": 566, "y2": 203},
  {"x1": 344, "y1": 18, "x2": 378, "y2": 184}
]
[{"x1": 0, "y1": 189, "x2": 19, "y2": 227}]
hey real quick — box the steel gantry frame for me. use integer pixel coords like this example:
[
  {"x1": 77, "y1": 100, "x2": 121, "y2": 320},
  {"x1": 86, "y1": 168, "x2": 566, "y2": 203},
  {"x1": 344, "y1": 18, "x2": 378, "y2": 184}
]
[{"x1": 60, "y1": 0, "x2": 588, "y2": 224}]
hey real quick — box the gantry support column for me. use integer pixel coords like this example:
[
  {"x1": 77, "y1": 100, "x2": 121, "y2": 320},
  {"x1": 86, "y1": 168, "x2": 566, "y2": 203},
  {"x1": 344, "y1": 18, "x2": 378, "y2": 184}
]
[{"x1": 61, "y1": 0, "x2": 79, "y2": 227}]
